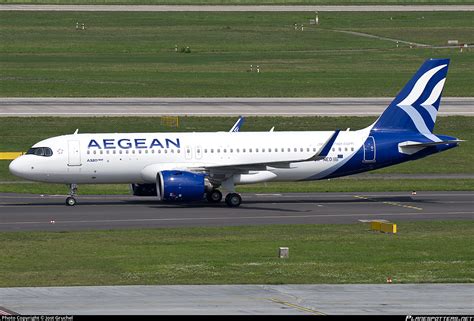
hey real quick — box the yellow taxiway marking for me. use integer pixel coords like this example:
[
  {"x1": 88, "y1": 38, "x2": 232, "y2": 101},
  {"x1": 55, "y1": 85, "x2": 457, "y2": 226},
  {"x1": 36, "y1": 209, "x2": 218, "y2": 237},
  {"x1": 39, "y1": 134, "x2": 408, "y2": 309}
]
[
  {"x1": 0, "y1": 152, "x2": 23, "y2": 160},
  {"x1": 354, "y1": 195, "x2": 423, "y2": 211},
  {"x1": 268, "y1": 298, "x2": 326, "y2": 315}
]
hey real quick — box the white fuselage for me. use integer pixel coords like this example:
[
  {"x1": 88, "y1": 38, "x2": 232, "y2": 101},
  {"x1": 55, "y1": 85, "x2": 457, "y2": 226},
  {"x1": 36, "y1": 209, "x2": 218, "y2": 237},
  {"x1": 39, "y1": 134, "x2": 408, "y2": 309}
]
[{"x1": 9, "y1": 128, "x2": 371, "y2": 185}]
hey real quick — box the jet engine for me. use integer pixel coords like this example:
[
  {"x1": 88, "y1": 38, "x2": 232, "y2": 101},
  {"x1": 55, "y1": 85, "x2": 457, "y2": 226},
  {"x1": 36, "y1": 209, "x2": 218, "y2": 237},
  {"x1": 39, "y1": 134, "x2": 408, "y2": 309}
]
[{"x1": 157, "y1": 170, "x2": 209, "y2": 202}]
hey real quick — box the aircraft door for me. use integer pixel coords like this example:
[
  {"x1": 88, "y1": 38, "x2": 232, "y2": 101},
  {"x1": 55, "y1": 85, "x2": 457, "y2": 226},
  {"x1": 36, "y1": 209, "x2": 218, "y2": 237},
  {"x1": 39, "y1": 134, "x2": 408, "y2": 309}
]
[
  {"x1": 363, "y1": 136, "x2": 376, "y2": 163},
  {"x1": 68, "y1": 140, "x2": 82, "y2": 166}
]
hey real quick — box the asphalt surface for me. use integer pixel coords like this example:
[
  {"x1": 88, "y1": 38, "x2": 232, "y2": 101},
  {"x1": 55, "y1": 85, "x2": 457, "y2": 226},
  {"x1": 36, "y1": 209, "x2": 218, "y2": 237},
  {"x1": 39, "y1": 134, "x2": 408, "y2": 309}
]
[
  {"x1": 1, "y1": 5, "x2": 474, "y2": 11},
  {"x1": 1, "y1": 97, "x2": 473, "y2": 116},
  {"x1": 1, "y1": 284, "x2": 473, "y2": 315},
  {"x1": 0, "y1": 191, "x2": 472, "y2": 231}
]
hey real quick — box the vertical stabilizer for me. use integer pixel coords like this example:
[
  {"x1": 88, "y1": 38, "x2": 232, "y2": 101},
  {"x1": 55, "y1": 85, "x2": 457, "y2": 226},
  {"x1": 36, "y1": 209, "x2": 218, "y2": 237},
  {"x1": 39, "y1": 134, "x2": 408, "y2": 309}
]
[{"x1": 372, "y1": 58, "x2": 449, "y2": 141}]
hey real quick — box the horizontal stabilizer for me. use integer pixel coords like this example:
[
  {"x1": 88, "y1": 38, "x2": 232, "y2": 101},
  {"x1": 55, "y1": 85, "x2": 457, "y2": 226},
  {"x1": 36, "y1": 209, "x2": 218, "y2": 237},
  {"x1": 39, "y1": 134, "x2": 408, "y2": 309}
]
[
  {"x1": 398, "y1": 139, "x2": 464, "y2": 155},
  {"x1": 399, "y1": 140, "x2": 464, "y2": 148}
]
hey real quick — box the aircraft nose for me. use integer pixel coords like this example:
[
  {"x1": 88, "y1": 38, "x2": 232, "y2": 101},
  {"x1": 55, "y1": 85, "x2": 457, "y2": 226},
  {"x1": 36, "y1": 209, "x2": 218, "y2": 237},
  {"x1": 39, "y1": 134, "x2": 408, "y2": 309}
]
[{"x1": 9, "y1": 157, "x2": 28, "y2": 178}]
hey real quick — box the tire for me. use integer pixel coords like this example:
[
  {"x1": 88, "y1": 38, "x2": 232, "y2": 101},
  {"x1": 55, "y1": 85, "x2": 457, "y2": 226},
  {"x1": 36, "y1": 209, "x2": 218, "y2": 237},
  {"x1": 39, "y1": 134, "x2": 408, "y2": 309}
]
[
  {"x1": 65, "y1": 196, "x2": 76, "y2": 206},
  {"x1": 225, "y1": 193, "x2": 242, "y2": 207},
  {"x1": 206, "y1": 190, "x2": 222, "y2": 203}
]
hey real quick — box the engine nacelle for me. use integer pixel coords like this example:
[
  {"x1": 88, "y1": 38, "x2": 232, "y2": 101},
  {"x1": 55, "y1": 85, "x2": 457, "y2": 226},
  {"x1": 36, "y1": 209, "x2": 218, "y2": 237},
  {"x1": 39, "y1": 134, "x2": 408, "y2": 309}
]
[
  {"x1": 157, "y1": 170, "x2": 207, "y2": 202},
  {"x1": 130, "y1": 183, "x2": 157, "y2": 196}
]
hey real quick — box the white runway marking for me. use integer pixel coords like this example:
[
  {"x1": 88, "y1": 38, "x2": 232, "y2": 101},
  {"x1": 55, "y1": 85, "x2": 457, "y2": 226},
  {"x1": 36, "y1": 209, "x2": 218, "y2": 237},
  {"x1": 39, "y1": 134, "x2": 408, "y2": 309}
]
[{"x1": 0, "y1": 211, "x2": 472, "y2": 226}]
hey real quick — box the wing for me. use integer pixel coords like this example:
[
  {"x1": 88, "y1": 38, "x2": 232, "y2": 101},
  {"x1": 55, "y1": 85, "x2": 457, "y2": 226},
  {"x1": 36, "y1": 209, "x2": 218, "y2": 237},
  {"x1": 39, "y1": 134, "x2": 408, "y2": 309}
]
[{"x1": 191, "y1": 130, "x2": 340, "y2": 173}]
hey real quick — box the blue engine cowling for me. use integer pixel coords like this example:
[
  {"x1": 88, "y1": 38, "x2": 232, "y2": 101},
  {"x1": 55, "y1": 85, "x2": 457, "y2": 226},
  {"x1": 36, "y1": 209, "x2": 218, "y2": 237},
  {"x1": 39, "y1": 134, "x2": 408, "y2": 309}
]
[{"x1": 157, "y1": 170, "x2": 206, "y2": 202}]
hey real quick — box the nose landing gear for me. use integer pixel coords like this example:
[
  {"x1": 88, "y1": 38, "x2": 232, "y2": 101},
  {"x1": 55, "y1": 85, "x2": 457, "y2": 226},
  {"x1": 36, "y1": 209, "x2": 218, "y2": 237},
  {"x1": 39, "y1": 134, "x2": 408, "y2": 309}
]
[{"x1": 65, "y1": 183, "x2": 78, "y2": 206}]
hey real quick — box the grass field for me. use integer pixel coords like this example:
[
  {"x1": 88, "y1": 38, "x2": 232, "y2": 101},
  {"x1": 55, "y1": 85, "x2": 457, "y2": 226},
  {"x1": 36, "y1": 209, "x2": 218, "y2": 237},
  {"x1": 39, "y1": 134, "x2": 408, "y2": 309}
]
[
  {"x1": 0, "y1": 221, "x2": 472, "y2": 286},
  {"x1": 1, "y1": 11, "x2": 473, "y2": 97},
  {"x1": 0, "y1": 116, "x2": 472, "y2": 194}
]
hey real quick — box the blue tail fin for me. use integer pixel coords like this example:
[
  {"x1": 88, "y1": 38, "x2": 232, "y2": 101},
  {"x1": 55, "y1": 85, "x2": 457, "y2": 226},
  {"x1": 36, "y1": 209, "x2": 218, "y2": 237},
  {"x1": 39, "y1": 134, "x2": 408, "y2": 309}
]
[{"x1": 372, "y1": 58, "x2": 450, "y2": 137}]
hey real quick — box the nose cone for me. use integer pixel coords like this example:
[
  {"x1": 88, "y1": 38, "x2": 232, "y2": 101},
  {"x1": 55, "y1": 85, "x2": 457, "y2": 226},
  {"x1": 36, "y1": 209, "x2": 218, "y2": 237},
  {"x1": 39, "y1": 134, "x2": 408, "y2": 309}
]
[{"x1": 9, "y1": 156, "x2": 28, "y2": 179}]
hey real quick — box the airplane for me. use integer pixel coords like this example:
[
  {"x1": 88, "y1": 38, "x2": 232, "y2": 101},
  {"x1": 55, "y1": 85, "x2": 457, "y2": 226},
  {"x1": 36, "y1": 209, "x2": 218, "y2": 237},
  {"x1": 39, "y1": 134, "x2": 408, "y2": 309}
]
[{"x1": 9, "y1": 58, "x2": 462, "y2": 207}]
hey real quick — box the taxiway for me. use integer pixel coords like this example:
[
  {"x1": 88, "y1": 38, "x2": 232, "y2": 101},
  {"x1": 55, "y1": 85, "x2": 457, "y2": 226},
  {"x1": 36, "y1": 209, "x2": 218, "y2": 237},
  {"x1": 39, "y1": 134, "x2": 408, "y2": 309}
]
[{"x1": 0, "y1": 191, "x2": 472, "y2": 231}]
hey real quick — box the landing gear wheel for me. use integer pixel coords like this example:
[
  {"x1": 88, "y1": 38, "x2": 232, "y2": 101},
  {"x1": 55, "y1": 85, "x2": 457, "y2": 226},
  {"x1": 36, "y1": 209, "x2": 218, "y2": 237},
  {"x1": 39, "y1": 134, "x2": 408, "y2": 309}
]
[
  {"x1": 65, "y1": 196, "x2": 77, "y2": 206},
  {"x1": 225, "y1": 193, "x2": 242, "y2": 207},
  {"x1": 206, "y1": 190, "x2": 223, "y2": 203}
]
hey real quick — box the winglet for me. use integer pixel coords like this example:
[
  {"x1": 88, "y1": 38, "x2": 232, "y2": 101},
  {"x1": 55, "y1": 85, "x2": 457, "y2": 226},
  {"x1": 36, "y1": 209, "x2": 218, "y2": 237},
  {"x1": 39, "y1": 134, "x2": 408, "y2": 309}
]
[
  {"x1": 306, "y1": 130, "x2": 340, "y2": 161},
  {"x1": 73, "y1": 129, "x2": 79, "y2": 135},
  {"x1": 229, "y1": 116, "x2": 245, "y2": 132}
]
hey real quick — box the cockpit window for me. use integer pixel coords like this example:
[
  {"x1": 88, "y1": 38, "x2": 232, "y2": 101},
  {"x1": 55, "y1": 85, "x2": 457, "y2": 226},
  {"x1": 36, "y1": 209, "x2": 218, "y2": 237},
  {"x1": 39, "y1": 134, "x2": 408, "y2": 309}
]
[{"x1": 26, "y1": 147, "x2": 53, "y2": 157}]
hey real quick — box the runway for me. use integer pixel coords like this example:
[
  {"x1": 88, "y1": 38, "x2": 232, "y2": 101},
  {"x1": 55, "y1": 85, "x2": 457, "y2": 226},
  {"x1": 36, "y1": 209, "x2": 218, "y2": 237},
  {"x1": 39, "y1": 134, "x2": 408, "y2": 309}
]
[
  {"x1": 1, "y1": 97, "x2": 473, "y2": 116},
  {"x1": 1, "y1": 284, "x2": 473, "y2": 315},
  {"x1": 0, "y1": 191, "x2": 472, "y2": 232},
  {"x1": 1, "y1": 5, "x2": 474, "y2": 12}
]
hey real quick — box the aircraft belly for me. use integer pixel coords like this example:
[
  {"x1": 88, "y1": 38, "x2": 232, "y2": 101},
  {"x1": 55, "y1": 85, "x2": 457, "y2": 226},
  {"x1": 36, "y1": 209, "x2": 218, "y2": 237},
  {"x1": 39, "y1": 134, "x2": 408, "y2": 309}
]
[{"x1": 270, "y1": 161, "x2": 333, "y2": 181}]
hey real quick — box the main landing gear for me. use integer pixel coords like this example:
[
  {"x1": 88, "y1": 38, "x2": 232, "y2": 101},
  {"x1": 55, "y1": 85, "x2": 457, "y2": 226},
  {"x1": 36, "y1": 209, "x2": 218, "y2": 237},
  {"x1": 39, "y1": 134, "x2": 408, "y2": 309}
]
[
  {"x1": 206, "y1": 189, "x2": 223, "y2": 203},
  {"x1": 65, "y1": 183, "x2": 78, "y2": 206},
  {"x1": 206, "y1": 189, "x2": 242, "y2": 207},
  {"x1": 225, "y1": 193, "x2": 242, "y2": 207}
]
